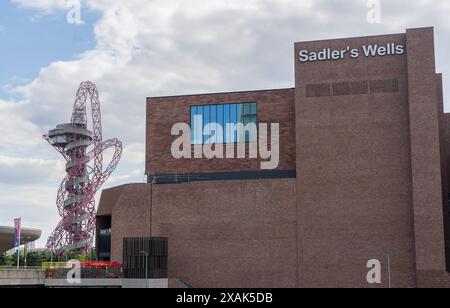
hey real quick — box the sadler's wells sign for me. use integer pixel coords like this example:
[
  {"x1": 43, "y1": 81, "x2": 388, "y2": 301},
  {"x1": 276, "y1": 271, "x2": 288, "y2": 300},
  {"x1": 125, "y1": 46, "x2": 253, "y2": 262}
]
[{"x1": 299, "y1": 43, "x2": 405, "y2": 62}]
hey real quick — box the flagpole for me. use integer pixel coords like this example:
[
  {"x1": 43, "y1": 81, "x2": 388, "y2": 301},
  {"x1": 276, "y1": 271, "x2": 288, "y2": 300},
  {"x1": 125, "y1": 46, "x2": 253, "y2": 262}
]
[
  {"x1": 17, "y1": 248, "x2": 20, "y2": 270},
  {"x1": 14, "y1": 218, "x2": 21, "y2": 270}
]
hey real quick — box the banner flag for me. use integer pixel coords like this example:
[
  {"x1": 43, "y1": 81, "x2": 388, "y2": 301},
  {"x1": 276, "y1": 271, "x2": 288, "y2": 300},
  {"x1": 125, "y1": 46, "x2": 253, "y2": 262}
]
[{"x1": 14, "y1": 218, "x2": 21, "y2": 252}]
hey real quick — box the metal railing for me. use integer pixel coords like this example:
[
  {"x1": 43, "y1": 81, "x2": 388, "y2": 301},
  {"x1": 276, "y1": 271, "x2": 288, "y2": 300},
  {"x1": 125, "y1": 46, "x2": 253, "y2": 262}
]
[
  {"x1": 44, "y1": 267, "x2": 123, "y2": 279},
  {"x1": 42, "y1": 262, "x2": 69, "y2": 271},
  {"x1": 0, "y1": 266, "x2": 42, "y2": 270}
]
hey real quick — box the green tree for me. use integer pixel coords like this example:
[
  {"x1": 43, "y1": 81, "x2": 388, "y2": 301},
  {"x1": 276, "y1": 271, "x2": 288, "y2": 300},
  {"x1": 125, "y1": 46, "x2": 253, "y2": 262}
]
[
  {"x1": 0, "y1": 253, "x2": 7, "y2": 266},
  {"x1": 25, "y1": 251, "x2": 53, "y2": 267},
  {"x1": 1, "y1": 249, "x2": 97, "y2": 268}
]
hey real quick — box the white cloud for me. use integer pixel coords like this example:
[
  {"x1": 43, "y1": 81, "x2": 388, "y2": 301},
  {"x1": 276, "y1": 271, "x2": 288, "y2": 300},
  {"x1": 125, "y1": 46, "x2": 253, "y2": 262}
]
[
  {"x1": 0, "y1": 155, "x2": 64, "y2": 185},
  {"x1": 0, "y1": 185, "x2": 60, "y2": 247},
  {"x1": 0, "y1": 100, "x2": 43, "y2": 149},
  {"x1": 122, "y1": 143, "x2": 145, "y2": 165},
  {"x1": 3, "y1": 0, "x2": 450, "y2": 247},
  {"x1": 107, "y1": 169, "x2": 145, "y2": 187}
]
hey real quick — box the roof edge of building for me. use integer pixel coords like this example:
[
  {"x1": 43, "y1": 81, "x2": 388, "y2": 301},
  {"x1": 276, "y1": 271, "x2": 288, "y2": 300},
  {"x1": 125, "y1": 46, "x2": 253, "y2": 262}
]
[
  {"x1": 293, "y1": 28, "x2": 425, "y2": 45},
  {"x1": 147, "y1": 87, "x2": 295, "y2": 101}
]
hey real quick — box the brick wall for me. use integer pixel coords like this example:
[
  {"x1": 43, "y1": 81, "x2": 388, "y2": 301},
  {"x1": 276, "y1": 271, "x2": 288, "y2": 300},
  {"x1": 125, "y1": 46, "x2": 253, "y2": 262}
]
[
  {"x1": 104, "y1": 179, "x2": 298, "y2": 288},
  {"x1": 146, "y1": 89, "x2": 296, "y2": 175},
  {"x1": 98, "y1": 28, "x2": 450, "y2": 288},
  {"x1": 294, "y1": 30, "x2": 418, "y2": 288},
  {"x1": 406, "y1": 27, "x2": 447, "y2": 272},
  {"x1": 417, "y1": 271, "x2": 450, "y2": 288},
  {"x1": 109, "y1": 184, "x2": 152, "y2": 263}
]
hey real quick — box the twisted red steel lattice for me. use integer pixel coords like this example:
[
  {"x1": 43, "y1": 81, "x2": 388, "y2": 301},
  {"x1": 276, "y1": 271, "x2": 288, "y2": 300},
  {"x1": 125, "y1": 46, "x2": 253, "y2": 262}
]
[{"x1": 44, "y1": 81, "x2": 122, "y2": 254}]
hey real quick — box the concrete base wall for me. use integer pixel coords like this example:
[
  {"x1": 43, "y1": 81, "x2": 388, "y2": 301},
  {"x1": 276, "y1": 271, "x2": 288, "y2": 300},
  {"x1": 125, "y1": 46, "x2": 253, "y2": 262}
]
[
  {"x1": 44, "y1": 279, "x2": 168, "y2": 288},
  {"x1": 0, "y1": 269, "x2": 44, "y2": 286},
  {"x1": 122, "y1": 279, "x2": 168, "y2": 289}
]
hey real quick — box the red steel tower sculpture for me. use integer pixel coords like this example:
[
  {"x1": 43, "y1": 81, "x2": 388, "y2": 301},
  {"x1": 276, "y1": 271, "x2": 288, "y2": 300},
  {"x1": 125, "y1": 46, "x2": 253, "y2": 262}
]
[{"x1": 44, "y1": 81, "x2": 122, "y2": 253}]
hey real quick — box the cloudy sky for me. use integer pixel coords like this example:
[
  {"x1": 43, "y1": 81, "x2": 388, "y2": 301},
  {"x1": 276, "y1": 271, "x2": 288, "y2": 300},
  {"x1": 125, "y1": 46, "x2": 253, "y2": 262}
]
[{"x1": 0, "y1": 0, "x2": 449, "y2": 248}]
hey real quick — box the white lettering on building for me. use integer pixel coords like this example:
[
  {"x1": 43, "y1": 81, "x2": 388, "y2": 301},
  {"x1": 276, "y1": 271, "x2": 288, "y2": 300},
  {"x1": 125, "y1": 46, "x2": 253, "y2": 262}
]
[{"x1": 299, "y1": 43, "x2": 405, "y2": 63}]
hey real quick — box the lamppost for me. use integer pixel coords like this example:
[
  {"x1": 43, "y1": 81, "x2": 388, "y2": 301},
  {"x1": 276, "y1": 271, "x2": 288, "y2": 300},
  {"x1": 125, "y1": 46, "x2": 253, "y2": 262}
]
[
  {"x1": 387, "y1": 252, "x2": 392, "y2": 289},
  {"x1": 140, "y1": 251, "x2": 149, "y2": 289}
]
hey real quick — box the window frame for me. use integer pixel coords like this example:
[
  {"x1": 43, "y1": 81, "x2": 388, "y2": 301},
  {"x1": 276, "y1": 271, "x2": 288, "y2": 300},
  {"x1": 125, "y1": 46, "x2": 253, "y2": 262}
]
[{"x1": 189, "y1": 102, "x2": 258, "y2": 145}]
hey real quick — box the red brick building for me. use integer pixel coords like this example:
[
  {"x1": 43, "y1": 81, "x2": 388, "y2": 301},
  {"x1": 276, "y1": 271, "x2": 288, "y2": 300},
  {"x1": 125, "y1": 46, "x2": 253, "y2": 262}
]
[{"x1": 97, "y1": 27, "x2": 450, "y2": 288}]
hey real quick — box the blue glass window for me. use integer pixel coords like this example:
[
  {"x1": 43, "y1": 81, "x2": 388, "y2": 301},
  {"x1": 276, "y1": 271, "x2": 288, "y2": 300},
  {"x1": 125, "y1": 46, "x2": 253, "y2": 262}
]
[
  {"x1": 190, "y1": 106, "x2": 203, "y2": 145},
  {"x1": 216, "y1": 104, "x2": 224, "y2": 143},
  {"x1": 223, "y1": 104, "x2": 231, "y2": 143},
  {"x1": 210, "y1": 105, "x2": 217, "y2": 144},
  {"x1": 238, "y1": 102, "x2": 257, "y2": 142},
  {"x1": 230, "y1": 104, "x2": 238, "y2": 143},
  {"x1": 190, "y1": 102, "x2": 257, "y2": 144},
  {"x1": 202, "y1": 105, "x2": 210, "y2": 144}
]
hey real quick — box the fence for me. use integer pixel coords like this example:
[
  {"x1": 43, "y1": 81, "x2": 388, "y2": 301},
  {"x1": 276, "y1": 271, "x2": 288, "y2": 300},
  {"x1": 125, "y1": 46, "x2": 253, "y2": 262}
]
[
  {"x1": 42, "y1": 262, "x2": 68, "y2": 271},
  {"x1": 0, "y1": 266, "x2": 41, "y2": 270},
  {"x1": 42, "y1": 262, "x2": 123, "y2": 279}
]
